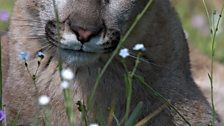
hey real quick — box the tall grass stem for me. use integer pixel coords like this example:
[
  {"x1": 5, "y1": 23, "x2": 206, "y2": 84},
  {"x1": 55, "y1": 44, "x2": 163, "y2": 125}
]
[
  {"x1": 0, "y1": 32, "x2": 3, "y2": 126},
  {"x1": 52, "y1": 0, "x2": 75, "y2": 125},
  {"x1": 202, "y1": 0, "x2": 212, "y2": 33},
  {"x1": 87, "y1": 0, "x2": 154, "y2": 112},
  {"x1": 209, "y1": 5, "x2": 224, "y2": 126}
]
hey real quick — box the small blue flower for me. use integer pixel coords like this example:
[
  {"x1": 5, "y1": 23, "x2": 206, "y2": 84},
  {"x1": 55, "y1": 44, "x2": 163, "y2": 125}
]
[
  {"x1": 19, "y1": 51, "x2": 29, "y2": 60},
  {"x1": 0, "y1": 110, "x2": 6, "y2": 121},
  {"x1": 37, "y1": 51, "x2": 45, "y2": 59}
]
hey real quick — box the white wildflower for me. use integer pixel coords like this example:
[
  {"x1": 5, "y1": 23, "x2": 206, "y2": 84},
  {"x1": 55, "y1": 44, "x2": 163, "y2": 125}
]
[
  {"x1": 60, "y1": 81, "x2": 70, "y2": 89},
  {"x1": 89, "y1": 123, "x2": 99, "y2": 126},
  {"x1": 61, "y1": 68, "x2": 74, "y2": 80},
  {"x1": 133, "y1": 43, "x2": 146, "y2": 51},
  {"x1": 119, "y1": 48, "x2": 129, "y2": 58},
  {"x1": 38, "y1": 95, "x2": 50, "y2": 106}
]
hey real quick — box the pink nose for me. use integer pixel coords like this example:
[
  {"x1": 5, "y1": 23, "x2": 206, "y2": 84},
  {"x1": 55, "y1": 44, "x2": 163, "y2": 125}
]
[{"x1": 76, "y1": 29, "x2": 93, "y2": 42}]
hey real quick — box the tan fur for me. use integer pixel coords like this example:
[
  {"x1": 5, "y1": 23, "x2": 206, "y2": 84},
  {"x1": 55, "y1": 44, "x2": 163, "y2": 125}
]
[
  {"x1": 3, "y1": 0, "x2": 221, "y2": 125},
  {"x1": 190, "y1": 46, "x2": 224, "y2": 124}
]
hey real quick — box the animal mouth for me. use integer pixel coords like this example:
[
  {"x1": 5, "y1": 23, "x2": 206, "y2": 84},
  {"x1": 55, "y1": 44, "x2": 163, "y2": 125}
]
[
  {"x1": 44, "y1": 20, "x2": 120, "y2": 65},
  {"x1": 60, "y1": 47, "x2": 95, "y2": 55},
  {"x1": 58, "y1": 48, "x2": 100, "y2": 65}
]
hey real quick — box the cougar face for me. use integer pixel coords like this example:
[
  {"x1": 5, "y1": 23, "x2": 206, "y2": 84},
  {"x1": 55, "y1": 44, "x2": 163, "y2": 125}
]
[
  {"x1": 25, "y1": 0, "x2": 147, "y2": 65},
  {"x1": 5, "y1": 0, "x2": 221, "y2": 125}
]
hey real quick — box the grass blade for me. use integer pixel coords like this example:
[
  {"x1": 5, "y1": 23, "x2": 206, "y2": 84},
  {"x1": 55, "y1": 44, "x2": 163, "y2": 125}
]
[{"x1": 124, "y1": 102, "x2": 143, "y2": 126}]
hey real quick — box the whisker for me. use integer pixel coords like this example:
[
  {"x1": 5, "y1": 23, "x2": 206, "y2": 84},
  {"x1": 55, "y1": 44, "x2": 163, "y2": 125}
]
[
  {"x1": 8, "y1": 30, "x2": 45, "y2": 34},
  {"x1": 44, "y1": 45, "x2": 57, "y2": 54},
  {"x1": 10, "y1": 36, "x2": 43, "y2": 39},
  {"x1": 13, "y1": 24, "x2": 45, "y2": 28},
  {"x1": 10, "y1": 24, "x2": 45, "y2": 30},
  {"x1": 11, "y1": 18, "x2": 48, "y2": 23},
  {"x1": 38, "y1": 44, "x2": 55, "y2": 51},
  {"x1": 8, "y1": 32, "x2": 45, "y2": 37},
  {"x1": 40, "y1": 44, "x2": 52, "y2": 49},
  {"x1": 10, "y1": 33, "x2": 45, "y2": 37},
  {"x1": 128, "y1": 52, "x2": 161, "y2": 67},
  {"x1": 11, "y1": 18, "x2": 42, "y2": 23}
]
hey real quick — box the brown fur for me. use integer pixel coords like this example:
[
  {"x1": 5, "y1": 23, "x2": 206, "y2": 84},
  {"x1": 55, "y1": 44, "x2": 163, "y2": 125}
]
[{"x1": 2, "y1": 0, "x2": 220, "y2": 125}]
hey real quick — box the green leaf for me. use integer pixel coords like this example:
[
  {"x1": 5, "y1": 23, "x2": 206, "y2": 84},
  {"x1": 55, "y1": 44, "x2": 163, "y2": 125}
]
[{"x1": 124, "y1": 102, "x2": 143, "y2": 126}]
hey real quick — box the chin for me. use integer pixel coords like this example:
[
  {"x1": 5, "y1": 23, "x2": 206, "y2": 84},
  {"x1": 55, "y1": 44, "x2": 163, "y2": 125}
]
[{"x1": 59, "y1": 48, "x2": 100, "y2": 66}]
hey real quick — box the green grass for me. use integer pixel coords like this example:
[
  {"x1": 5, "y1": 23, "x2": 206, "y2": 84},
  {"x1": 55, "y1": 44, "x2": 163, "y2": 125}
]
[
  {"x1": 0, "y1": 0, "x2": 14, "y2": 31},
  {"x1": 173, "y1": 0, "x2": 224, "y2": 63}
]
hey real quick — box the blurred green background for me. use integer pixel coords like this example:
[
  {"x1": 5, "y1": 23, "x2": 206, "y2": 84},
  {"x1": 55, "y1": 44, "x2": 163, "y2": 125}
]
[
  {"x1": 173, "y1": 0, "x2": 224, "y2": 63},
  {"x1": 0, "y1": 0, "x2": 224, "y2": 63}
]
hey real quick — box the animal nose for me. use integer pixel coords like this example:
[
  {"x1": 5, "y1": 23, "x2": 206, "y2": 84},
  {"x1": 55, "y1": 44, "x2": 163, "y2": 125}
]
[
  {"x1": 68, "y1": 12, "x2": 104, "y2": 43},
  {"x1": 68, "y1": 22, "x2": 102, "y2": 43},
  {"x1": 75, "y1": 28, "x2": 94, "y2": 42}
]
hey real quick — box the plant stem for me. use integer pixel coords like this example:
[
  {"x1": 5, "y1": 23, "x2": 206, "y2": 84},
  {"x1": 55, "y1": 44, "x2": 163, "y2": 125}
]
[
  {"x1": 202, "y1": 0, "x2": 212, "y2": 33},
  {"x1": 52, "y1": 0, "x2": 75, "y2": 125},
  {"x1": 209, "y1": 5, "x2": 224, "y2": 126},
  {"x1": 112, "y1": 112, "x2": 121, "y2": 126},
  {"x1": 63, "y1": 89, "x2": 75, "y2": 126},
  {"x1": 87, "y1": 0, "x2": 154, "y2": 112},
  {"x1": 0, "y1": 31, "x2": 3, "y2": 126},
  {"x1": 123, "y1": 54, "x2": 140, "y2": 124},
  {"x1": 134, "y1": 102, "x2": 167, "y2": 126},
  {"x1": 52, "y1": 0, "x2": 63, "y2": 72}
]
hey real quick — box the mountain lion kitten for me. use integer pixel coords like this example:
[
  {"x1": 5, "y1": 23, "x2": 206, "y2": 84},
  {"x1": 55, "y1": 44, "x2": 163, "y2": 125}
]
[{"x1": 2, "y1": 0, "x2": 219, "y2": 125}]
